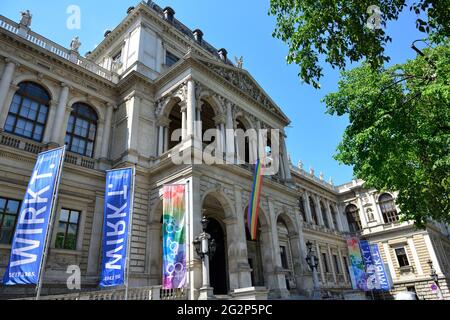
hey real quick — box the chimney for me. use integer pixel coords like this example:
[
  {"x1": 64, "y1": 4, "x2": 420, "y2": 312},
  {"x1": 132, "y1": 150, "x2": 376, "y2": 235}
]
[
  {"x1": 163, "y1": 7, "x2": 175, "y2": 23},
  {"x1": 193, "y1": 29, "x2": 203, "y2": 43},
  {"x1": 218, "y1": 48, "x2": 228, "y2": 62}
]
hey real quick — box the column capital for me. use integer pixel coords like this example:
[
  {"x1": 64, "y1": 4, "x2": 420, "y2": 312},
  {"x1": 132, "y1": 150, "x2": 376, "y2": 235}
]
[
  {"x1": 157, "y1": 116, "x2": 171, "y2": 127},
  {"x1": 60, "y1": 82, "x2": 71, "y2": 90},
  {"x1": 4, "y1": 57, "x2": 20, "y2": 67}
]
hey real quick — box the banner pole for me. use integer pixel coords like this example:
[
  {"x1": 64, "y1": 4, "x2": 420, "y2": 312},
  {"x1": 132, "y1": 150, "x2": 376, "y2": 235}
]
[
  {"x1": 185, "y1": 180, "x2": 191, "y2": 300},
  {"x1": 35, "y1": 146, "x2": 66, "y2": 300},
  {"x1": 124, "y1": 165, "x2": 136, "y2": 300}
]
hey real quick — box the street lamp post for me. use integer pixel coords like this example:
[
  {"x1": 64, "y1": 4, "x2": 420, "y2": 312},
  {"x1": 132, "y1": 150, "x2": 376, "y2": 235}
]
[
  {"x1": 427, "y1": 260, "x2": 444, "y2": 300},
  {"x1": 193, "y1": 216, "x2": 217, "y2": 300},
  {"x1": 305, "y1": 241, "x2": 321, "y2": 299}
]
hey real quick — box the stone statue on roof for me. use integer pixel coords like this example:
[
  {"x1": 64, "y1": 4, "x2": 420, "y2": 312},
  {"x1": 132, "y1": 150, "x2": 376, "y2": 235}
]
[
  {"x1": 20, "y1": 10, "x2": 32, "y2": 28},
  {"x1": 70, "y1": 36, "x2": 81, "y2": 53},
  {"x1": 235, "y1": 56, "x2": 243, "y2": 69}
]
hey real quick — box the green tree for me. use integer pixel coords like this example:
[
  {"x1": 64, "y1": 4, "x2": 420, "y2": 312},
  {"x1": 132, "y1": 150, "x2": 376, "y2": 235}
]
[
  {"x1": 324, "y1": 41, "x2": 450, "y2": 226},
  {"x1": 270, "y1": 0, "x2": 450, "y2": 88}
]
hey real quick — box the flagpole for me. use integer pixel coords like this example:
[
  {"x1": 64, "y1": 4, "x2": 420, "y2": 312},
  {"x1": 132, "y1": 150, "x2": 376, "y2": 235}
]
[
  {"x1": 124, "y1": 165, "x2": 136, "y2": 300},
  {"x1": 36, "y1": 146, "x2": 66, "y2": 300}
]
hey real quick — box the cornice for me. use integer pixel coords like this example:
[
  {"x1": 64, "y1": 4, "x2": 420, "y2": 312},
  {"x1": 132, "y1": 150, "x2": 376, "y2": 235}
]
[{"x1": 0, "y1": 31, "x2": 117, "y2": 99}]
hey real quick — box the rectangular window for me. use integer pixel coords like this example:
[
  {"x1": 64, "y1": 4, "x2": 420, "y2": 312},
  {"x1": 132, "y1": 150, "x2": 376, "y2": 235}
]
[
  {"x1": 165, "y1": 51, "x2": 179, "y2": 67},
  {"x1": 112, "y1": 50, "x2": 122, "y2": 64},
  {"x1": 395, "y1": 247, "x2": 410, "y2": 267},
  {"x1": 333, "y1": 255, "x2": 340, "y2": 274},
  {"x1": 0, "y1": 197, "x2": 21, "y2": 244},
  {"x1": 322, "y1": 253, "x2": 330, "y2": 273},
  {"x1": 55, "y1": 208, "x2": 80, "y2": 250}
]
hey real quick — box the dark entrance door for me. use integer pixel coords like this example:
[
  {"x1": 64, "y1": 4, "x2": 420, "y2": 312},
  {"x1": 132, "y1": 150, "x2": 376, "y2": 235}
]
[{"x1": 207, "y1": 218, "x2": 227, "y2": 295}]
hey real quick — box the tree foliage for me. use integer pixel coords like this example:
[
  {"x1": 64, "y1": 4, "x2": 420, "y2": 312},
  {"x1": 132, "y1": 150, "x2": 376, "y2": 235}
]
[
  {"x1": 270, "y1": 0, "x2": 450, "y2": 88},
  {"x1": 324, "y1": 41, "x2": 450, "y2": 226}
]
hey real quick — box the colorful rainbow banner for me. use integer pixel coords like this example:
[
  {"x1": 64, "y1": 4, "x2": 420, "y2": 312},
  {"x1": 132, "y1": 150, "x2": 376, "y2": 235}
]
[
  {"x1": 247, "y1": 159, "x2": 263, "y2": 240},
  {"x1": 346, "y1": 237, "x2": 368, "y2": 291},
  {"x1": 162, "y1": 184, "x2": 186, "y2": 289}
]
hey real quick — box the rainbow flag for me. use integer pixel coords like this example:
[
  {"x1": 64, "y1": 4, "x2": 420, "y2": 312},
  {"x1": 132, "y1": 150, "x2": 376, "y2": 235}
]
[{"x1": 247, "y1": 159, "x2": 263, "y2": 240}]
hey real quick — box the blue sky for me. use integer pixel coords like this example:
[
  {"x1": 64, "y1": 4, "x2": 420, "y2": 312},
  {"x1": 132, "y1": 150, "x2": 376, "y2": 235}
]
[{"x1": 0, "y1": 1, "x2": 425, "y2": 185}]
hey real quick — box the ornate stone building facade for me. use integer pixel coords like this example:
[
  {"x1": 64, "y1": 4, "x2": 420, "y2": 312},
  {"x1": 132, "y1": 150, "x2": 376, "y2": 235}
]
[{"x1": 0, "y1": 2, "x2": 448, "y2": 300}]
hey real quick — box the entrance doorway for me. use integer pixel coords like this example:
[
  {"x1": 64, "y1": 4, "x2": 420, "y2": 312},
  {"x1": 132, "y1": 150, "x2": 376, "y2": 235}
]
[{"x1": 206, "y1": 217, "x2": 227, "y2": 295}]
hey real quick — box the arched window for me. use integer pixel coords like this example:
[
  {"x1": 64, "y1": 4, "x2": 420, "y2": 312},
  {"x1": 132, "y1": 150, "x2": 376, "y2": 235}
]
[
  {"x1": 345, "y1": 204, "x2": 362, "y2": 233},
  {"x1": 379, "y1": 193, "x2": 399, "y2": 223},
  {"x1": 4, "y1": 82, "x2": 50, "y2": 142},
  {"x1": 320, "y1": 201, "x2": 329, "y2": 228},
  {"x1": 330, "y1": 205, "x2": 338, "y2": 230},
  {"x1": 309, "y1": 197, "x2": 318, "y2": 225},
  {"x1": 65, "y1": 103, "x2": 98, "y2": 157}
]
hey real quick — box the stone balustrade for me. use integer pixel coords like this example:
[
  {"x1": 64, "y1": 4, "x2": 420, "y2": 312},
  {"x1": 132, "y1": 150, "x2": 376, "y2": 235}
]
[
  {"x1": 13, "y1": 286, "x2": 164, "y2": 301},
  {"x1": 0, "y1": 15, "x2": 119, "y2": 84},
  {"x1": 0, "y1": 131, "x2": 98, "y2": 170}
]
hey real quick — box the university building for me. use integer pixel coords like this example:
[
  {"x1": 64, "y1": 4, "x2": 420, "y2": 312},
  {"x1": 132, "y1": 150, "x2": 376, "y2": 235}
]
[{"x1": 0, "y1": 1, "x2": 448, "y2": 300}]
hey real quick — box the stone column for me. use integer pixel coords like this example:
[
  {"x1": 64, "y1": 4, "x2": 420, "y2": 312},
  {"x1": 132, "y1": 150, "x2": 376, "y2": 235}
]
[
  {"x1": 94, "y1": 120, "x2": 105, "y2": 159},
  {"x1": 225, "y1": 101, "x2": 235, "y2": 163},
  {"x1": 164, "y1": 126, "x2": 169, "y2": 152},
  {"x1": 180, "y1": 102, "x2": 187, "y2": 140},
  {"x1": 100, "y1": 103, "x2": 114, "y2": 159},
  {"x1": 187, "y1": 176, "x2": 203, "y2": 300},
  {"x1": 267, "y1": 199, "x2": 289, "y2": 298},
  {"x1": 42, "y1": 101, "x2": 57, "y2": 143},
  {"x1": 129, "y1": 96, "x2": 141, "y2": 153},
  {"x1": 186, "y1": 79, "x2": 195, "y2": 138},
  {"x1": 327, "y1": 244, "x2": 337, "y2": 283},
  {"x1": 157, "y1": 125, "x2": 164, "y2": 156},
  {"x1": 333, "y1": 203, "x2": 343, "y2": 231},
  {"x1": 232, "y1": 185, "x2": 252, "y2": 289},
  {"x1": 219, "y1": 122, "x2": 225, "y2": 154},
  {"x1": 196, "y1": 102, "x2": 202, "y2": 140},
  {"x1": 0, "y1": 59, "x2": 17, "y2": 128},
  {"x1": 281, "y1": 135, "x2": 292, "y2": 181},
  {"x1": 325, "y1": 199, "x2": 335, "y2": 230},
  {"x1": 50, "y1": 83, "x2": 70, "y2": 145},
  {"x1": 370, "y1": 193, "x2": 384, "y2": 224},
  {"x1": 87, "y1": 193, "x2": 104, "y2": 275},
  {"x1": 337, "y1": 248, "x2": 348, "y2": 283},
  {"x1": 315, "y1": 196, "x2": 325, "y2": 226},
  {"x1": 356, "y1": 195, "x2": 368, "y2": 228},
  {"x1": 303, "y1": 191, "x2": 313, "y2": 224},
  {"x1": 336, "y1": 203, "x2": 349, "y2": 232},
  {"x1": 316, "y1": 242, "x2": 326, "y2": 283}
]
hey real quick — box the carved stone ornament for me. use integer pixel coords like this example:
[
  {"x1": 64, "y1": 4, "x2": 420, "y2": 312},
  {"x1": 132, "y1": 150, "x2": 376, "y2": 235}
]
[{"x1": 200, "y1": 61, "x2": 284, "y2": 118}]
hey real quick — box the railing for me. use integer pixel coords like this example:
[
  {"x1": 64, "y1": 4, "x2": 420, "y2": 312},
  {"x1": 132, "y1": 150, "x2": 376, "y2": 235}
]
[
  {"x1": 290, "y1": 164, "x2": 337, "y2": 191},
  {"x1": 160, "y1": 288, "x2": 188, "y2": 300},
  {"x1": 0, "y1": 132, "x2": 42, "y2": 154},
  {"x1": 0, "y1": 131, "x2": 97, "y2": 170},
  {"x1": 13, "y1": 286, "x2": 162, "y2": 301},
  {"x1": 0, "y1": 15, "x2": 119, "y2": 84}
]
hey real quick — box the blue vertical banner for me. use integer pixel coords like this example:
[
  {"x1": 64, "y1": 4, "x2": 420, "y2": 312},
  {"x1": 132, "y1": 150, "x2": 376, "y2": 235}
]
[
  {"x1": 2, "y1": 147, "x2": 65, "y2": 285},
  {"x1": 99, "y1": 167, "x2": 134, "y2": 287},
  {"x1": 359, "y1": 240, "x2": 378, "y2": 291},
  {"x1": 370, "y1": 244, "x2": 391, "y2": 291}
]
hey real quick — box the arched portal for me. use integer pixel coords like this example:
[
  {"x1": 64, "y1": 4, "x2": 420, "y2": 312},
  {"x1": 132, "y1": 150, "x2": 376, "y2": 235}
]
[
  {"x1": 244, "y1": 206, "x2": 274, "y2": 289},
  {"x1": 202, "y1": 193, "x2": 229, "y2": 295},
  {"x1": 206, "y1": 217, "x2": 227, "y2": 294}
]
